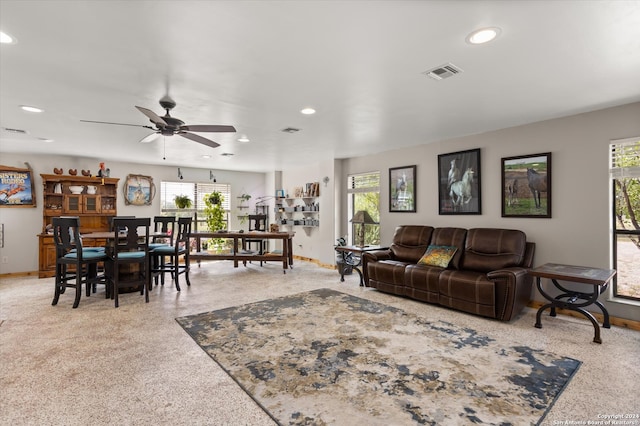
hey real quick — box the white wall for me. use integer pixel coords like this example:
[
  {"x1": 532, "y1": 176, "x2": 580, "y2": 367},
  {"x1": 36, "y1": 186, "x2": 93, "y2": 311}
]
[
  {"x1": 340, "y1": 102, "x2": 640, "y2": 321},
  {"x1": 281, "y1": 158, "x2": 336, "y2": 266},
  {"x1": 0, "y1": 154, "x2": 266, "y2": 274}
]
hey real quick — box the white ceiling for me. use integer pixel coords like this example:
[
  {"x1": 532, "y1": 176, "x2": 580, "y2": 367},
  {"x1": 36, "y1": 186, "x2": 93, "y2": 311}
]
[{"x1": 1, "y1": 1, "x2": 640, "y2": 172}]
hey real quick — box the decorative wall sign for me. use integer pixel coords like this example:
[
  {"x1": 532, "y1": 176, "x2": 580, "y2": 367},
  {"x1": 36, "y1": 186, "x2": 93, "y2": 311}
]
[
  {"x1": 438, "y1": 148, "x2": 481, "y2": 215},
  {"x1": 502, "y1": 152, "x2": 551, "y2": 218},
  {"x1": 123, "y1": 174, "x2": 155, "y2": 206},
  {"x1": 389, "y1": 165, "x2": 416, "y2": 212},
  {"x1": 0, "y1": 165, "x2": 36, "y2": 207}
]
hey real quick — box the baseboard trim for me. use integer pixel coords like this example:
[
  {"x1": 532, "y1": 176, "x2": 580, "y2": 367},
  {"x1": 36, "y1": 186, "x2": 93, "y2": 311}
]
[
  {"x1": 527, "y1": 300, "x2": 640, "y2": 331},
  {"x1": 0, "y1": 271, "x2": 39, "y2": 279}
]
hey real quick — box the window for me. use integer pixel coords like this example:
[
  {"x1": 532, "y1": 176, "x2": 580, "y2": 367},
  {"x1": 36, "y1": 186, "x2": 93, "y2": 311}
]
[
  {"x1": 610, "y1": 138, "x2": 640, "y2": 301},
  {"x1": 160, "y1": 181, "x2": 231, "y2": 230},
  {"x1": 347, "y1": 171, "x2": 380, "y2": 246}
]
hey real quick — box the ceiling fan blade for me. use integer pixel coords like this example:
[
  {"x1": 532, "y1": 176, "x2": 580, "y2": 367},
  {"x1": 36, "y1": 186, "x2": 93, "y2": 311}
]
[
  {"x1": 181, "y1": 125, "x2": 236, "y2": 133},
  {"x1": 139, "y1": 132, "x2": 160, "y2": 143},
  {"x1": 178, "y1": 131, "x2": 220, "y2": 148},
  {"x1": 135, "y1": 106, "x2": 167, "y2": 127},
  {"x1": 80, "y1": 119, "x2": 154, "y2": 130}
]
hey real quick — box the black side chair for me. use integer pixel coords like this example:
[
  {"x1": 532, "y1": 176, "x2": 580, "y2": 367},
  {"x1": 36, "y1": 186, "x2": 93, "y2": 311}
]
[
  {"x1": 105, "y1": 217, "x2": 150, "y2": 308},
  {"x1": 149, "y1": 216, "x2": 176, "y2": 285},
  {"x1": 244, "y1": 214, "x2": 268, "y2": 266},
  {"x1": 109, "y1": 216, "x2": 135, "y2": 232},
  {"x1": 51, "y1": 216, "x2": 108, "y2": 308},
  {"x1": 150, "y1": 216, "x2": 176, "y2": 247},
  {"x1": 150, "y1": 217, "x2": 192, "y2": 291}
]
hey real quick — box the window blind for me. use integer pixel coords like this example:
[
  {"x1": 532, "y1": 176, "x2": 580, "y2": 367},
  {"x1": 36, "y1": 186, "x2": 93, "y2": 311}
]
[
  {"x1": 610, "y1": 138, "x2": 640, "y2": 179},
  {"x1": 347, "y1": 171, "x2": 380, "y2": 193},
  {"x1": 160, "y1": 181, "x2": 231, "y2": 211}
]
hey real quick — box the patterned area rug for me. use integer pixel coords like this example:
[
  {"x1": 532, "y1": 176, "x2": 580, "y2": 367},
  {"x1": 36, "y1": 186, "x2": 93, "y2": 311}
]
[{"x1": 176, "y1": 289, "x2": 580, "y2": 425}]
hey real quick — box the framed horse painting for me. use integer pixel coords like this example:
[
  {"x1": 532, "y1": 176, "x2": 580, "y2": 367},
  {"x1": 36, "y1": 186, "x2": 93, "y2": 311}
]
[
  {"x1": 501, "y1": 152, "x2": 551, "y2": 218},
  {"x1": 438, "y1": 148, "x2": 481, "y2": 215},
  {"x1": 389, "y1": 165, "x2": 416, "y2": 212}
]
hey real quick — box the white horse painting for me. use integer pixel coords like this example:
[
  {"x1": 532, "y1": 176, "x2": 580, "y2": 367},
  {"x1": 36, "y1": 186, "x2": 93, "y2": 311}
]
[{"x1": 449, "y1": 168, "x2": 474, "y2": 209}]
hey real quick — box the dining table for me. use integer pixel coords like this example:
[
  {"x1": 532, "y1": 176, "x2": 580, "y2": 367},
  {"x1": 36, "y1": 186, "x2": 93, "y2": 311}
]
[{"x1": 189, "y1": 230, "x2": 295, "y2": 273}]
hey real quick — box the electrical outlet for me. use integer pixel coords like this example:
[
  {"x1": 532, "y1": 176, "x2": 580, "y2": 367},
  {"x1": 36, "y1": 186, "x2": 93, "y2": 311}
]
[{"x1": 1, "y1": 256, "x2": 8, "y2": 264}]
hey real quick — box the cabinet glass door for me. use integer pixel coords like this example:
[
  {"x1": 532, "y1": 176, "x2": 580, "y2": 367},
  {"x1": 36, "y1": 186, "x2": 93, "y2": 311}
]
[
  {"x1": 84, "y1": 195, "x2": 101, "y2": 213},
  {"x1": 64, "y1": 195, "x2": 82, "y2": 214}
]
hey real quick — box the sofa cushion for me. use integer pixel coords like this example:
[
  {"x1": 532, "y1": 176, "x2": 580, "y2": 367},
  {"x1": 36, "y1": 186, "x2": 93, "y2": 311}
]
[
  {"x1": 405, "y1": 264, "x2": 442, "y2": 294},
  {"x1": 438, "y1": 269, "x2": 496, "y2": 318},
  {"x1": 389, "y1": 226, "x2": 434, "y2": 263},
  {"x1": 418, "y1": 245, "x2": 458, "y2": 268},
  {"x1": 367, "y1": 260, "x2": 411, "y2": 286},
  {"x1": 462, "y1": 228, "x2": 526, "y2": 273},
  {"x1": 430, "y1": 228, "x2": 467, "y2": 270}
]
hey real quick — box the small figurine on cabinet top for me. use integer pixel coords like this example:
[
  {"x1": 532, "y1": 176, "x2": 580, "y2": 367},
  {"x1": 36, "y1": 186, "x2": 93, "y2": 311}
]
[{"x1": 97, "y1": 162, "x2": 110, "y2": 177}]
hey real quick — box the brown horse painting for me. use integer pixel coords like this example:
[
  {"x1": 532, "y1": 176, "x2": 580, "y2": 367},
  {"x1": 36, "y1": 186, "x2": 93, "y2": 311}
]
[{"x1": 527, "y1": 168, "x2": 547, "y2": 208}]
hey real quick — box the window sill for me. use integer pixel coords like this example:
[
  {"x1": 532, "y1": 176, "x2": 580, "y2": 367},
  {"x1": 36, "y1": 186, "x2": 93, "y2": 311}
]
[{"x1": 606, "y1": 296, "x2": 640, "y2": 307}]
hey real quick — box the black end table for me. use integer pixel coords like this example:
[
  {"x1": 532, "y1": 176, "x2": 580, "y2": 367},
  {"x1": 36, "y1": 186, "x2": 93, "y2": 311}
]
[{"x1": 334, "y1": 245, "x2": 387, "y2": 287}]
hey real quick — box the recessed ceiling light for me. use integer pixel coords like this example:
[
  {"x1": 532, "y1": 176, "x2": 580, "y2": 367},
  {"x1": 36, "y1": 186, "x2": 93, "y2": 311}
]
[
  {"x1": 201, "y1": 155, "x2": 211, "y2": 159},
  {"x1": 20, "y1": 105, "x2": 44, "y2": 113},
  {"x1": 237, "y1": 135, "x2": 250, "y2": 143},
  {"x1": 301, "y1": 107, "x2": 316, "y2": 115},
  {"x1": 39, "y1": 138, "x2": 54, "y2": 143},
  {"x1": 466, "y1": 27, "x2": 501, "y2": 45},
  {"x1": 0, "y1": 31, "x2": 17, "y2": 44}
]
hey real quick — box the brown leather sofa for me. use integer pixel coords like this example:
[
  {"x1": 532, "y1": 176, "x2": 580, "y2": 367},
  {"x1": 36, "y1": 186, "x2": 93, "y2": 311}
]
[{"x1": 362, "y1": 225, "x2": 535, "y2": 321}]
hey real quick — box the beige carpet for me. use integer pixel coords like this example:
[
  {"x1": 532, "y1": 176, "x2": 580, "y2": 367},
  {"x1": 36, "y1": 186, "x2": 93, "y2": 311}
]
[{"x1": 1, "y1": 260, "x2": 639, "y2": 425}]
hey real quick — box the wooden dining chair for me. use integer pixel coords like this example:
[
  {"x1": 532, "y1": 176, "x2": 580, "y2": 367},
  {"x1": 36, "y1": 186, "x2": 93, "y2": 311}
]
[
  {"x1": 51, "y1": 216, "x2": 108, "y2": 308},
  {"x1": 149, "y1": 216, "x2": 177, "y2": 285},
  {"x1": 244, "y1": 214, "x2": 268, "y2": 266},
  {"x1": 150, "y1": 216, "x2": 176, "y2": 247},
  {"x1": 150, "y1": 217, "x2": 192, "y2": 291},
  {"x1": 105, "y1": 217, "x2": 150, "y2": 308}
]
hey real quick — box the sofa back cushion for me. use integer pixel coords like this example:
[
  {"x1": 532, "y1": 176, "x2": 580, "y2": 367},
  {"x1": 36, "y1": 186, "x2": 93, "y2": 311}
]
[
  {"x1": 430, "y1": 227, "x2": 467, "y2": 269},
  {"x1": 462, "y1": 228, "x2": 527, "y2": 272},
  {"x1": 390, "y1": 226, "x2": 434, "y2": 263}
]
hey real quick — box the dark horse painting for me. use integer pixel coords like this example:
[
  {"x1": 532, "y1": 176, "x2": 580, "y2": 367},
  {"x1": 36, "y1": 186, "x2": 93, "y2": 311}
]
[{"x1": 527, "y1": 168, "x2": 547, "y2": 208}]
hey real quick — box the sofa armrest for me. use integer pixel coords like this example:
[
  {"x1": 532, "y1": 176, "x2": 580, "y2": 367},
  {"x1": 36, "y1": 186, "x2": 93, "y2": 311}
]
[
  {"x1": 487, "y1": 267, "x2": 533, "y2": 321},
  {"x1": 362, "y1": 250, "x2": 393, "y2": 286}
]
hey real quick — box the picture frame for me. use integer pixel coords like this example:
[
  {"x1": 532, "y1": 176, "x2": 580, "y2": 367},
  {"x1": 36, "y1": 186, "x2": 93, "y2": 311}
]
[
  {"x1": 123, "y1": 174, "x2": 155, "y2": 206},
  {"x1": 0, "y1": 165, "x2": 36, "y2": 207},
  {"x1": 389, "y1": 165, "x2": 416, "y2": 212},
  {"x1": 438, "y1": 148, "x2": 481, "y2": 215},
  {"x1": 501, "y1": 152, "x2": 551, "y2": 218}
]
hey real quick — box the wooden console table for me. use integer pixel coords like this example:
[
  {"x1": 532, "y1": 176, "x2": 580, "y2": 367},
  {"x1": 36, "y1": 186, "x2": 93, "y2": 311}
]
[
  {"x1": 189, "y1": 231, "x2": 295, "y2": 274},
  {"x1": 529, "y1": 263, "x2": 616, "y2": 344}
]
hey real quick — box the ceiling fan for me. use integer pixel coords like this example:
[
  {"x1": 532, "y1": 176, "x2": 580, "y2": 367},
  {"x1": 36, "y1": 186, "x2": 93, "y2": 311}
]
[{"x1": 81, "y1": 95, "x2": 236, "y2": 148}]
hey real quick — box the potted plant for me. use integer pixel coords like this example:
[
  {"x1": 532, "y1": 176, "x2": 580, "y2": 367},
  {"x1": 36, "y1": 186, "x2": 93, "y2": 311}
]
[
  {"x1": 174, "y1": 195, "x2": 192, "y2": 209},
  {"x1": 204, "y1": 191, "x2": 227, "y2": 251}
]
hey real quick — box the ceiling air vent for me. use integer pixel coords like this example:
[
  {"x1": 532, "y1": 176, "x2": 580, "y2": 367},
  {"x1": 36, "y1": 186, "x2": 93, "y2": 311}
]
[
  {"x1": 282, "y1": 127, "x2": 300, "y2": 133},
  {"x1": 423, "y1": 63, "x2": 463, "y2": 81},
  {"x1": 2, "y1": 127, "x2": 28, "y2": 134}
]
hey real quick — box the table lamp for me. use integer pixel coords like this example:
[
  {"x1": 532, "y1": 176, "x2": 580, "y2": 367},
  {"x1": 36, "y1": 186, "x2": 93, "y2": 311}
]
[{"x1": 350, "y1": 210, "x2": 377, "y2": 247}]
